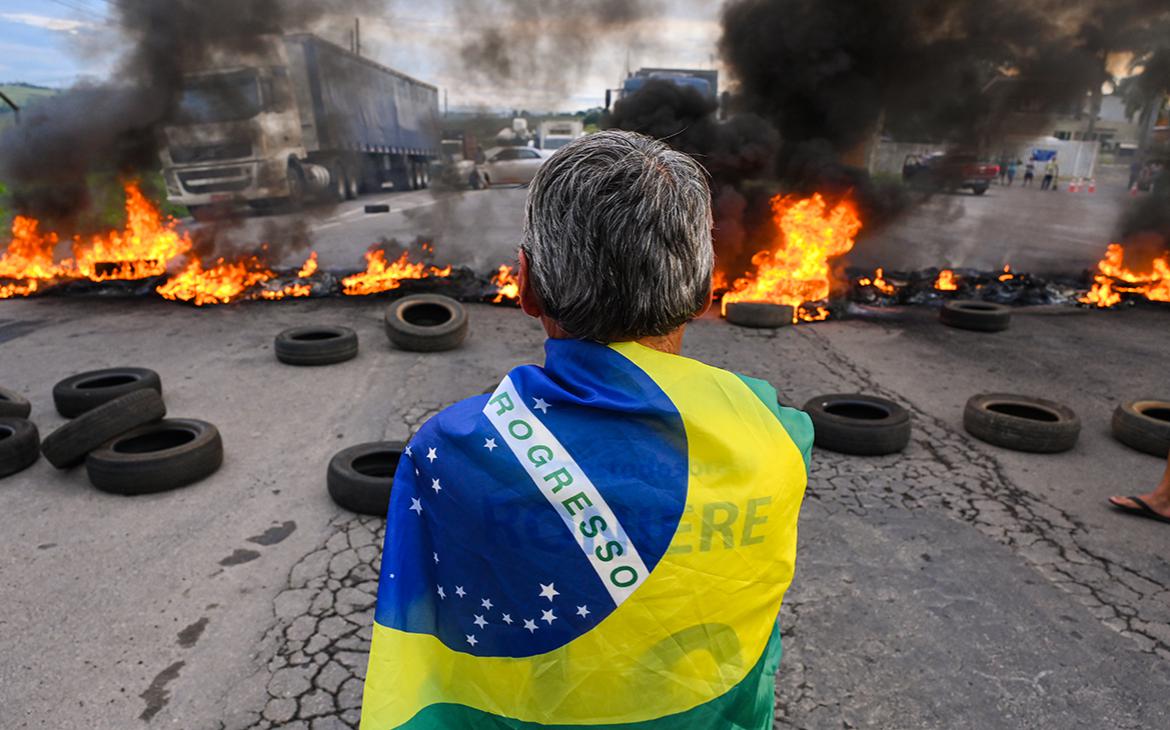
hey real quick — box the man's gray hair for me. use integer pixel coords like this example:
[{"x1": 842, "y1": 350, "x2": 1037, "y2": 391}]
[{"x1": 521, "y1": 130, "x2": 714, "y2": 343}]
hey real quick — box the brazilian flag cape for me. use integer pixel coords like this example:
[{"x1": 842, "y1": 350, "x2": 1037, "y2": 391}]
[{"x1": 361, "y1": 339, "x2": 812, "y2": 729}]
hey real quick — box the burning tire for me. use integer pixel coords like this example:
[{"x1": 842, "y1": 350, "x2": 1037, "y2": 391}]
[
  {"x1": 327, "y1": 441, "x2": 404, "y2": 516},
  {"x1": 274, "y1": 326, "x2": 359, "y2": 366},
  {"x1": 41, "y1": 389, "x2": 166, "y2": 469},
  {"x1": 384, "y1": 294, "x2": 468, "y2": 352},
  {"x1": 939, "y1": 300, "x2": 1011, "y2": 332},
  {"x1": 725, "y1": 302, "x2": 794, "y2": 329},
  {"x1": 802, "y1": 394, "x2": 911, "y2": 456},
  {"x1": 1112, "y1": 399, "x2": 1170, "y2": 458},
  {"x1": 0, "y1": 387, "x2": 31, "y2": 419},
  {"x1": 52, "y1": 367, "x2": 163, "y2": 418},
  {"x1": 963, "y1": 393, "x2": 1080, "y2": 453},
  {"x1": 0, "y1": 417, "x2": 40, "y2": 479},
  {"x1": 85, "y1": 418, "x2": 223, "y2": 495}
]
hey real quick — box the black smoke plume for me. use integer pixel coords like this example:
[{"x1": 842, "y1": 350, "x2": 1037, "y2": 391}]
[{"x1": 0, "y1": 0, "x2": 387, "y2": 235}]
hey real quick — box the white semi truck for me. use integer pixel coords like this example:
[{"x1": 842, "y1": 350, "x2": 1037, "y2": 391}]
[
  {"x1": 535, "y1": 119, "x2": 585, "y2": 151},
  {"x1": 159, "y1": 34, "x2": 440, "y2": 218}
]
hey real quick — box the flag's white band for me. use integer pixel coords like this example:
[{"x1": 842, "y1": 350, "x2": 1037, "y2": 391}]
[{"x1": 484, "y1": 376, "x2": 648, "y2": 607}]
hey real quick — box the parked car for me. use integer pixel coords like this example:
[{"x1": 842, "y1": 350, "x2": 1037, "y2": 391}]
[
  {"x1": 478, "y1": 147, "x2": 550, "y2": 186},
  {"x1": 903, "y1": 153, "x2": 999, "y2": 195}
]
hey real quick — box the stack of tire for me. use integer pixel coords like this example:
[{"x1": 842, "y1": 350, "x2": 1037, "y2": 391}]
[{"x1": 3, "y1": 368, "x2": 223, "y2": 494}]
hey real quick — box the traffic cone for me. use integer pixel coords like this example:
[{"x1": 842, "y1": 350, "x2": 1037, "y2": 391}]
[
  {"x1": 1068, "y1": 178, "x2": 1079, "y2": 193},
  {"x1": 1131, "y1": 183, "x2": 1139, "y2": 196},
  {"x1": 1087, "y1": 179, "x2": 1096, "y2": 194}
]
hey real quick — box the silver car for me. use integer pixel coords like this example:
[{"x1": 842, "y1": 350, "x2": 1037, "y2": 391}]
[{"x1": 479, "y1": 147, "x2": 550, "y2": 186}]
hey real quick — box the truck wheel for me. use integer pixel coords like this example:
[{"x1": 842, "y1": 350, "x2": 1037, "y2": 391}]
[
  {"x1": 328, "y1": 162, "x2": 347, "y2": 203},
  {"x1": 972, "y1": 185, "x2": 989, "y2": 196},
  {"x1": 42, "y1": 389, "x2": 166, "y2": 469},
  {"x1": 0, "y1": 417, "x2": 40, "y2": 479},
  {"x1": 384, "y1": 294, "x2": 468, "y2": 352},
  {"x1": 327, "y1": 441, "x2": 404, "y2": 516},
  {"x1": 345, "y1": 167, "x2": 360, "y2": 199},
  {"x1": 421, "y1": 164, "x2": 431, "y2": 189},
  {"x1": 963, "y1": 393, "x2": 1080, "y2": 453},
  {"x1": 85, "y1": 418, "x2": 223, "y2": 495},
  {"x1": 1111, "y1": 400, "x2": 1170, "y2": 457},
  {"x1": 53, "y1": 367, "x2": 163, "y2": 418},
  {"x1": 0, "y1": 387, "x2": 31, "y2": 419},
  {"x1": 286, "y1": 164, "x2": 305, "y2": 209},
  {"x1": 939, "y1": 300, "x2": 1011, "y2": 332},
  {"x1": 802, "y1": 394, "x2": 911, "y2": 456},
  {"x1": 274, "y1": 326, "x2": 359, "y2": 366}
]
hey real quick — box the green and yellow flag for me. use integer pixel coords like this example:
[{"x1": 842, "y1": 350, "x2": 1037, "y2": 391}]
[{"x1": 362, "y1": 339, "x2": 811, "y2": 728}]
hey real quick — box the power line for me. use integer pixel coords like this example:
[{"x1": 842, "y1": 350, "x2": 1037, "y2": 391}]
[{"x1": 45, "y1": 0, "x2": 107, "y2": 24}]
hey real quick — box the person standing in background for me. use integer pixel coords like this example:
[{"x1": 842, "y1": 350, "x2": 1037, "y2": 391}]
[
  {"x1": 1006, "y1": 159, "x2": 1018, "y2": 186},
  {"x1": 1041, "y1": 158, "x2": 1057, "y2": 190},
  {"x1": 1023, "y1": 159, "x2": 1036, "y2": 187}
]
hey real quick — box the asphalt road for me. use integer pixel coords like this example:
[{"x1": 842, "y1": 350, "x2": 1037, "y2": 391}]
[
  {"x1": 1, "y1": 297, "x2": 1168, "y2": 729},
  {"x1": 212, "y1": 165, "x2": 1136, "y2": 282}
]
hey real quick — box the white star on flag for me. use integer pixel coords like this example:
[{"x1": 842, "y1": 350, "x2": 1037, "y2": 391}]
[
  {"x1": 523, "y1": 619, "x2": 538, "y2": 633},
  {"x1": 576, "y1": 605, "x2": 590, "y2": 618},
  {"x1": 431, "y1": 478, "x2": 442, "y2": 493},
  {"x1": 473, "y1": 614, "x2": 488, "y2": 628},
  {"x1": 433, "y1": 552, "x2": 439, "y2": 563},
  {"x1": 539, "y1": 583, "x2": 559, "y2": 602},
  {"x1": 404, "y1": 445, "x2": 412, "y2": 456},
  {"x1": 502, "y1": 614, "x2": 513, "y2": 625},
  {"x1": 466, "y1": 634, "x2": 478, "y2": 646},
  {"x1": 409, "y1": 498, "x2": 423, "y2": 515},
  {"x1": 481, "y1": 598, "x2": 493, "y2": 610},
  {"x1": 541, "y1": 609, "x2": 557, "y2": 625},
  {"x1": 426, "y1": 447, "x2": 438, "y2": 462},
  {"x1": 484, "y1": 438, "x2": 497, "y2": 451},
  {"x1": 436, "y1": 585, "x2": 446, "y2": 599},
  {"x1": 455, "y1": 586, "x2": 467, "y2": 598},
  {"x1": 533, "y1": 397, "x2": 550, "y2": 414}
]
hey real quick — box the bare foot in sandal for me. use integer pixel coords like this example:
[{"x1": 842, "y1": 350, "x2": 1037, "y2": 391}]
[{"x1": 1109, "y1": 451, "x2": 1170, "y2": 523}]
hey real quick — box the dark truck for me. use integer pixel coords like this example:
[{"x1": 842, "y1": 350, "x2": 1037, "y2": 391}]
[
  {"x1": 160, "y1": 34, "x2": 440, "y2": 217},
  {"x1": 902, "y1": 153, "x2": 999, "y2": 195}
]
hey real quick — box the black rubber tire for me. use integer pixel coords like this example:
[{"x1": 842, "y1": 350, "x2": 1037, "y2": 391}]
[
  {"x1": 85, "y1": 418, "x2": 223, "y2": 495},
  {"x1": 41, "y1": 389, "x2": 167, "y2": 469},
  {"x1": 52, "y1": 367, "x2": 163, "y2": 418},
  {"x1": 972, "y1": 185, "x2": 989, "y2": 196},
  {"x1": 963, "y1": 393, "x2": 1080, "y2": 453},
  {"x1": 384, "y1": 294, "x2": 469, "y2": 352},
  {"x1": 802, "y1": 394, "x2": 911, "y2": 456},
  {"x1": 469, "y1": 171, "x2": 485, "y2": 190},
  {"x1": 940, "y1": 300, "x2": 1011, "y2": 332},
  {"x1": 725, "y1": 302, "x2": 795, "y2": 329},
  {"x1": 0, "y1": 387, "x2": 31, "y2": 419},
  {"x1": 1111, "y1": 399, "x2": 1170, "y2": 458},
  {"x1": 274, "y1": 326, "x2": 359, "y2": 366},
  {"x1": 0, "y1": 417, "x2": 40, "y2": 479},
  {"x1": 364, "y1": 204, "x2": 390, "y2": 214},
  {"x1": 327, "y1": 441, "x2": 404, "y2": 516},
  {"x1": 328, "y1": 162, "x2": 347, "y2": 203}
]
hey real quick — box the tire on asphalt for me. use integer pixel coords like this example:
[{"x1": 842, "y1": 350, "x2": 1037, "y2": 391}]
[
  {"x1": 939, "y1": 300, "x2": 1012, "y2": 332},
  {"x1": 364, "y1": 204, "x2": 390, "y2": 214},
  {"x1": 274, "y1": 326, "x2": 359, "y2": 366},
  {"x1": 41, "y1": 389, "x2": 167, "y2": 469},
  {"x1": 725, "y1": 302, "x2": 795, "y2": 329},
  {"x1": 384, "y1": 294, "x2": 468, "y2": 352},
  {"x1": 85, "y1": 418, "x2": 223, "y2": 495},
  {"x1": 327, "y1": 441, "x2": 404, "y2": 516},
  {"x1": 963, "y1": 393, "x2": 1080, "y2": 453},
  {"x1": 0, "y1": 386, "x2": 31, "y2": 419},
  {"x1": 802, "y1": 394, "x2": 912, "y2": 456},
  {"x1": 1111, "y1": 399, "x2": 1170, "y2": 458},
  {"x1": 53, "y1": 367, "x2": 163, "y2": 418},
  {"x1": 0, "y1": 417, "x2": 40, "y2": 479}
]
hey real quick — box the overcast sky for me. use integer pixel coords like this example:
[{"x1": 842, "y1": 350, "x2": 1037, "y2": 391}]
[{"x1": 0, "y1": 0, "x2": 725, "y2": 111}]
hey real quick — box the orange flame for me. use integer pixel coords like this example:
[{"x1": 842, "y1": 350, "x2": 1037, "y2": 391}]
[
  {"x1": 857, "y1": 267, "x2": 896, "y2": 295},
  {"x1": 297, "y1": 252, "x2": 319, "y2": 278},
  {"x1": 69, "y1": 182, "x2": 193, "y2": 281},
  {"x1": 998, "y1": 264, "x2": 1014, "y2": 282},
  {"x1": 721, "y1": 193, "x2": 862, "y2": 323},
  {"x1": 157, "y1": 256, "x2": 277, "y2": 306},
  {"x1": 0, "y1": 216, "x2": 60, "y2": 298},
  {"x1": 1080, "y1": 243, "x2": 1170, "y2": 307},
  {"x1": 341, "y1": 248, "x2": 452, "y2": 296},
  {"x1": 491, "y1": 264, "x2": 520, "y2": 304},
  {"x1": 935, "y1": 269, "x2": 958, "y2": 291}
]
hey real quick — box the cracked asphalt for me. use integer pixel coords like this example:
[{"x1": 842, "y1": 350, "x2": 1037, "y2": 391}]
[{"x1": 1, "y1": 294, "x2": 1168, "y2": 729}]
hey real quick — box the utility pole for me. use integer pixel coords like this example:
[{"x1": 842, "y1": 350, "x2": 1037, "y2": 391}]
[
  {"x1": 0, "y1": 89, "x2": 19, "y2": 125},
  {"x1": 355, "y1": 17, "x2": 361, "y2": 58}
]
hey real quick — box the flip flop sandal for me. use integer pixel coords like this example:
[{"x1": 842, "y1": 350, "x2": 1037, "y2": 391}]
[{"x1": 1108, "y1": 496, "x2": 1170, "y2": 525}]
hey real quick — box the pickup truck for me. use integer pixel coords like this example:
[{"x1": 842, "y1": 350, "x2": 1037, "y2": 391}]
[{"x1": 902, "y1": 153, "x2": 998, "y2": 195}]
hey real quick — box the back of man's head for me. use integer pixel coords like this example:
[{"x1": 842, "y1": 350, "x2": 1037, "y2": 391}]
[{"x1": 522, "y1": 130, "x2": 714, "y2": 343}]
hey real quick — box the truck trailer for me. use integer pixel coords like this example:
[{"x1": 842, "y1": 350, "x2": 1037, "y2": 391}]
[{"x1": 159, "y1": 34, "x2": 440, "y2": 217}]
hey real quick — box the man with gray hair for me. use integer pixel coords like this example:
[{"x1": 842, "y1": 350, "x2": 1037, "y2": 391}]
[{"x1": 362, "y1": 130, "x2": 812, "y2": 729}]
